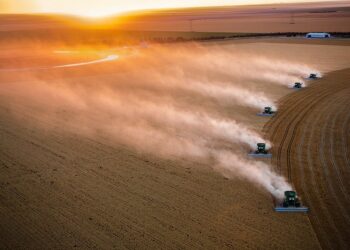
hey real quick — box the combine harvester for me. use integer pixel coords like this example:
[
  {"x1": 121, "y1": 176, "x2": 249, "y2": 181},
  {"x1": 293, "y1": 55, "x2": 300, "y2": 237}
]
[
  {"x1": 248, "y1": 143, "x2": 272, "y2": 158},
  {"x1": 307, "y1": 73, "x2": 319, "y2": 80},
  {"x1": 257, "y1": 107, "x2": 276, "y2": 117},
  {"x1": 275, "y1": 191, "x2": 309, "y2": 212},
  {"x1": 293, "y1": 82, "x2": 303, "y2": 89}
]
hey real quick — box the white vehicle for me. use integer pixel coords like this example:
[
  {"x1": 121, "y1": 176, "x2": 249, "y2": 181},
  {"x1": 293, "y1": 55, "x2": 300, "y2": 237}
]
[{"x1": 306, "y1": 32, "x2": 331, "y2": 38}]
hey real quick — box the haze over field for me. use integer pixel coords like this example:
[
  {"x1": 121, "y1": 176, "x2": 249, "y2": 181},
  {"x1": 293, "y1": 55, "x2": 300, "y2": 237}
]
[{"x1": 2, "y1": 43, "x2": 320, "y2": 199}]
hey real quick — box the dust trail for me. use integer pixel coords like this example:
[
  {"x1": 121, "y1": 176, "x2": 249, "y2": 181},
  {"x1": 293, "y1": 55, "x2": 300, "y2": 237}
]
[
  {"x1": 113, "y1": 68, "x2": 278, "y2": 111},
  {"x1": 132, "y1": 101, "x2": 271, "y2": 150},
  {"x1": 182, "y1": 80, "x2": 277, "y2": 110},
  {"x1": 153, "y1": 74, "x2": 277, "y2": 111},
  {"x1": 215, "y1": 151, "x2": 291, "y2": 200},
  {"x1": 252, "y1": 57, "x2": 322, "y2": 79},
  {"x1": 100, "y1": 114, "x2": 285, "y2": 199},
  {"x1": 57, "y1": 87, "x2": 271, "y2": 150},
  {"x1": 258, "y1": 72, "x2": 305, "y2": 87},
  {"x1": 146, "y1": 45, "x2": 317, "y2": 88},
  {"x1": 103, "y1": 119, "x2": 289, "y2": 200}
]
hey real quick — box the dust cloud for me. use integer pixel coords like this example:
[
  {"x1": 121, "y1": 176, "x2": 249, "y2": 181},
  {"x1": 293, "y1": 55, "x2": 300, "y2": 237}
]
[{"x1": 1, "y1": 42, "x2": 315, "y2": 199}]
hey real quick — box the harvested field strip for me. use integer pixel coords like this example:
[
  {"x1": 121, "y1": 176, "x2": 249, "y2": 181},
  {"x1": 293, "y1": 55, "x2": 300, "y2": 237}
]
[{"x1": 264, "y1": 68, "x2": 350, "y2": 249}]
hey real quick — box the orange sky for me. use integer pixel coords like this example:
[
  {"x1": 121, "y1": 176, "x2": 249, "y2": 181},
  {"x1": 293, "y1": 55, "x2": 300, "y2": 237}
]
[{"x1": 0, "y1": 0, "x2": 344, "y2": 17}]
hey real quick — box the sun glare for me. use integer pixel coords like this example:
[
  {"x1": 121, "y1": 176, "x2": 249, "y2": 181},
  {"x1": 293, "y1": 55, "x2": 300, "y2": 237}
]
[{"x1": 76, "y1": 10, "x2": 120, "y2": 18}]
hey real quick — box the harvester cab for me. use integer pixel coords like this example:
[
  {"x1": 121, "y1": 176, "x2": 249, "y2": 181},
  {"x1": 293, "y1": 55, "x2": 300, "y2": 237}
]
[
  {"x1": 256, "y1": 143, "x2": 268, "y2": 154},
  {"x1": 264, "y1": 107, "x2": 273, "y2": 114},
  {"x1": 257, "y1": 106, "x2": 275, "y2": 117},
  {"x1": 308, "y1": 73, "x2": 318, "y2": 79},
  {"x1": 293, "y1": 82, "x2": 303, "y2": 89},
  {"x1": 283, "y1": 191, "x2": 300, "y2": 207},
  {"x1": 248, "y1": 143, "x2": 272, "y2": 158},
  {"x1": 275, "y1": 191, "x2": 308, "y2": 212}
]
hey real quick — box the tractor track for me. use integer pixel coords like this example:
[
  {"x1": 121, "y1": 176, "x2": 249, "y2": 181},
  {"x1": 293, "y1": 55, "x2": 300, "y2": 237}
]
[
  {"x1": 266, "y1": 82, "x2": 335, "y2": 179},
  {"x1": 318, "y1": 98, "x2": 350, "y2": 227},
  {"x1": 319, "y1": 99, "x2": 349, "y2": 212},
  {"x1": 342, "y1": 111, "x2": 350, "y2": 171},
  {"x1": 328, "y1": 98, "x2": 350, "y2": 200},
  {"x1": 264, "y1": 68, "x2": 350, "y2": 250},
  {"x1": 297, "y1": 113, "x2": 332, "y2": 250},
  {"x1": 266, "y1": 78, "x2": 350, "y2": 180}
]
